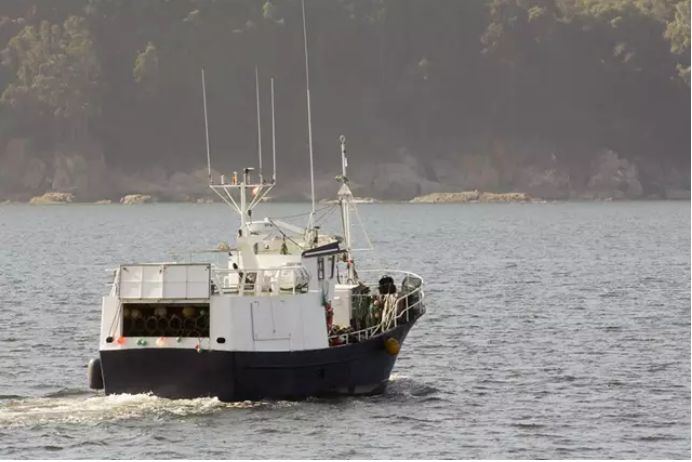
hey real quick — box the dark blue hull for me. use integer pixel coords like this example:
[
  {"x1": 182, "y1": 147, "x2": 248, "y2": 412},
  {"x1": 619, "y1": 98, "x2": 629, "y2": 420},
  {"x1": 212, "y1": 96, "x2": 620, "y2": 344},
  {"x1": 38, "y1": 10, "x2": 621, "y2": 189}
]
[{"x1": 99, "y1": 319, "x2": 416, "y2": 402}]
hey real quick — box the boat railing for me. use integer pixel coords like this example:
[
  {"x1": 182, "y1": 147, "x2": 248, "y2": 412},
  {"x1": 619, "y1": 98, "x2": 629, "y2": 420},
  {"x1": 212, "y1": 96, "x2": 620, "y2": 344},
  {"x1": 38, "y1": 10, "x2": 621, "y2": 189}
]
[
  {"x1": 328, "y1": 270, "x2": 426, "y2": 346},
  {"x1": 106, "y1": 263, "x2": 311, "y2": 298},
  {"x1": 104, "y1": 267, "x2": 122, "y2": 296},
  {"x1": 168, "y1": 249, "x2": 233, "y2": 266},
  {"x1": 211, "y1": 265, "x2": 311, "y2": 296}
]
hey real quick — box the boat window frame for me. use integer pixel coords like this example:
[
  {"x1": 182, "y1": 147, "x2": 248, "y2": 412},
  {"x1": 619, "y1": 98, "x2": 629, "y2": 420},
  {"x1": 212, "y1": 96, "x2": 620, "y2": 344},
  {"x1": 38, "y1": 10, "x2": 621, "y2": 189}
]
[{"x1": 317, "y1": 257, "x2": 325, "y2": 280}]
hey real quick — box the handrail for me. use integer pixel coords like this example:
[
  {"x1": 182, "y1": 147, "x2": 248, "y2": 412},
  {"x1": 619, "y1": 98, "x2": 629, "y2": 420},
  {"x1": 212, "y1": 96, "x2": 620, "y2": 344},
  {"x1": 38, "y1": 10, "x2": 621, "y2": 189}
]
[
  {"x1": 328, "y1": 275, "x2": 425, "y2": 345},
  {"x1": 355, "y1": 268, "x2": 426, "y2": 282},
  {"x1": 329, "y1": 288, "x2": 424, "y2": 344},
  {"x1": 107, "y1": 263, "x2": 313, "y2": 297},
  {"x1": 108, "y1": 268, "x2": 120, "y2": 297},
  {"x1": 211, "y1": 265, "x2": 311, "y2": 296}
]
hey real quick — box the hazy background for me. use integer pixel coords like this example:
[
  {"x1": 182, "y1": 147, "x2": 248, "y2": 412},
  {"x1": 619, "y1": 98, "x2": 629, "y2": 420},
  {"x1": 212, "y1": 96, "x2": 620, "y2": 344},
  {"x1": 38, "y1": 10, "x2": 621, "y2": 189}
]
[{"x1": 0, "y1": 0, "x2": 689, "y2": 202}]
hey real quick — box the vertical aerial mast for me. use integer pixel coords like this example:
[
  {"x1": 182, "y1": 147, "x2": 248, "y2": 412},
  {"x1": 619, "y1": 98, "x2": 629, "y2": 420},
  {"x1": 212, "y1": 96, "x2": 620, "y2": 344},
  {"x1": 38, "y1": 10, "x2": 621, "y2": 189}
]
[
  {"x1": 271, "y1": 77, "x2": 277, "y2": 184},
  {"x1": 202, "y1": 68, "x2": 212, "y2": 183},
  {"x1": 201, "y1": 68, "x2": 276, "y2": 229},
  {"x1": 301, "y1": 0, "x2": 317, "y2": 225},
  {"x1": 255, "y1": 66, "x2": 264, "y2": 184},
  {"x1": 337, "y1": 135, "x2": 356, "y2": 282}
]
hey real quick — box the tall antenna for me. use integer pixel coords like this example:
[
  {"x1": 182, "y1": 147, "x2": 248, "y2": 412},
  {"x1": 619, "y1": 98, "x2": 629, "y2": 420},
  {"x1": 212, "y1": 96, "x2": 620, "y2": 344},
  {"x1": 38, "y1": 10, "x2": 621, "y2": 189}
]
[
  {"x1": 271, "y1": 77, "x2": 277, "y2": 183},
  {"x1": 255, "y1": 66, "x2": 263, "y2": 183},
  {"x1": 301, "y1": 0, "x2": 316, "y2": 217},
  {"x1": 340, "y1": 134, "x2": 348, "y2": 179},
  {"x1": 202, "y1": 68, "x2": 212, "y2": 182}
]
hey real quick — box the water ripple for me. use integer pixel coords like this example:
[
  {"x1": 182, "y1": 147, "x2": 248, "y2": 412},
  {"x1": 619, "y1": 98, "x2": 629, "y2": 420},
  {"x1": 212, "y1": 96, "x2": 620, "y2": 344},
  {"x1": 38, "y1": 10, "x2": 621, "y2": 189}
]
[{"x1": 0, "y1": 202, "x2": 689, "y2": 459}]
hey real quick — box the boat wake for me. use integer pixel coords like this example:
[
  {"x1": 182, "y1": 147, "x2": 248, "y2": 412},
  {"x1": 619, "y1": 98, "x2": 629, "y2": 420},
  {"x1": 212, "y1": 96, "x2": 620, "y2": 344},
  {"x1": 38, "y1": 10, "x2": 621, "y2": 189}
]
[
  {"x1": 42, "y1": 388, "x2": 94, "y2": 399},
  {"x1": 0, "y1": 392, "x2": 262, "y2": 428},
  {"x1": 381, "y1": 374, "x2": 443, "y2": 400},
  {"x1": 0, "y1": 377, "x2": 442, "y2": 428}
]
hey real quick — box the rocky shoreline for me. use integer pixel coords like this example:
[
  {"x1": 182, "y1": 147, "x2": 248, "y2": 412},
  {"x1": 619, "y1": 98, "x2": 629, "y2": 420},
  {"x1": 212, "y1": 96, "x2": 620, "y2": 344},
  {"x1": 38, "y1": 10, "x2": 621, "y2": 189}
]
[
  {"x1": 410, "y1": 191, "x2": 534, "y2": 203},
  {"x1": 1, "y1": 190, "x2": 688, "y2": 206},
  {"x1": 409, "y1": 190, "x2": 689, "y2": 202},
  {"x1": 1, "y1": 136, "x2": 690, "y2": 206}
]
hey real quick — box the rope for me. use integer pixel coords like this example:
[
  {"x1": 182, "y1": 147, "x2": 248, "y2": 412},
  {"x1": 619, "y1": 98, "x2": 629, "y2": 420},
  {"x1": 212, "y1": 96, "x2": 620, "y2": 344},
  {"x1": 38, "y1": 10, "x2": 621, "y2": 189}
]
[
  {"x1": 350, "y1": 200, "x2": 385, "y2": 272},
  {"x1": 273, "y1": 204, "x2": 332, "y2": 222},
  {"x1": 267, "y1": 218, "x2": 303, "y2": 249},
  {"x1": 383, "y1": 294, "x2": 398, "y2": 330},
  {"x1": 314, "y1": 204, "x2": 338, "y2": 227},
  {"x1": 107, "y1": 301, "x2": 123, "y2": 339}
]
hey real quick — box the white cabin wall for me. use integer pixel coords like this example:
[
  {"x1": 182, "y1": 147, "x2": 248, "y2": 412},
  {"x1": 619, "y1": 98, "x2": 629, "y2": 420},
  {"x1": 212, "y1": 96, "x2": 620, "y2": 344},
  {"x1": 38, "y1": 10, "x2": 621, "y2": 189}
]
[
  {"x1": 304, "y1": 258, "x2": 319, "y2": 291},
  {"x1": 288, "y1": 300, "x2": 305, "y2": 350},
  {"x1": 254, "y1": 338, "x2": 292, "y2": 351},
  {"x1": 209, "y1": 293, "x2": 328, "y2": 352},
  {"x1": 104, "y1": 261, "x2": 331, "y2": 353},
  {"x1": 241, "y1": 254, "x2": 300, "y2": 268},
  {"x1": 301, "y1": 292, "x2": 329, "y2": 349},
  {"x1": 209, "y1": 297, "x2": 234, "y2": 351},
  {"x1": 229, "y1": 298, "x2": 255, "y2": 351},
  {"x1": 332, "y1": 284, "x2": 357, "y2": 327}
]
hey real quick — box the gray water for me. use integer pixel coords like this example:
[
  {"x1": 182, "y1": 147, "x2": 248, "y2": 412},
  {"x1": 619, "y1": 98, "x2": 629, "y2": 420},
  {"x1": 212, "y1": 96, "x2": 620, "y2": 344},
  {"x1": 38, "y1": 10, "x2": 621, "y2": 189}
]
[{"x1": 0, "y1": 201, "x2": 689, "y2": 459}]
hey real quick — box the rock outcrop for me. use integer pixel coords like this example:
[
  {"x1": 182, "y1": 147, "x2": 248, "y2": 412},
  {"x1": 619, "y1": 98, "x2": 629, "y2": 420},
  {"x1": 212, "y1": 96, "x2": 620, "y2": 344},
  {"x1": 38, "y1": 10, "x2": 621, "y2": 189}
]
[
  {"x1": 120, "y1": 194, "x2": 157, "y2": 205},
  {"x1": 411, "y1": 191, "x2": 532, "y2": 203},
  {"x1": 29, "y1": 192, "x2": 75, "y2": 204}
]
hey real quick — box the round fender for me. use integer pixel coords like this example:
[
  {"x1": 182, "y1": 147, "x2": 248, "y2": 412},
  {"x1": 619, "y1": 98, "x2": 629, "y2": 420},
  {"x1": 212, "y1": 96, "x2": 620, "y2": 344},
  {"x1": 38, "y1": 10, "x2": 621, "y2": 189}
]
[
  {"x1": 88, "y1": 357, "x2": 104, "y2": 390},
  {"x1": 384, "y1": 337, "x2": 400, "y2": 355}
]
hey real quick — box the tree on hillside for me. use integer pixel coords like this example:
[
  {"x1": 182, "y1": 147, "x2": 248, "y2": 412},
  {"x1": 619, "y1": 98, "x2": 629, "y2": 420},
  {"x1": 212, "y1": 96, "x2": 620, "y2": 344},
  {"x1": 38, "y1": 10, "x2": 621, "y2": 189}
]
[
  {"x1": 1, "y1": 15, "x2": 100, "y2": 144},
  {"x1": 665, "y1": 0, "x2": 691, "y2": 84},
  {"x1": 0, "y1": 0, "x2": 688, "y2": 198}
]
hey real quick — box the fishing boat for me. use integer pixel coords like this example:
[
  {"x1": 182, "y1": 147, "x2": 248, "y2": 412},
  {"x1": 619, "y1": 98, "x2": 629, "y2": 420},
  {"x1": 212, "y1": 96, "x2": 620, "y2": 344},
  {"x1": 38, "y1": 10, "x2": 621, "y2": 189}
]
[{"x1": 86, "y1": 1, "x2": 426, "y2": 402}]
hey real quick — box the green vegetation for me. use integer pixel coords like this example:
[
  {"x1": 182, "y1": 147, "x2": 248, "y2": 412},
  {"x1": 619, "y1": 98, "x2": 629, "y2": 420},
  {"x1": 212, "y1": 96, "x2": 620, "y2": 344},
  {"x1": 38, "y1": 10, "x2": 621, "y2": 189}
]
[{"x1": 0, "y1": 0, "x2": 689, "y2": 199}]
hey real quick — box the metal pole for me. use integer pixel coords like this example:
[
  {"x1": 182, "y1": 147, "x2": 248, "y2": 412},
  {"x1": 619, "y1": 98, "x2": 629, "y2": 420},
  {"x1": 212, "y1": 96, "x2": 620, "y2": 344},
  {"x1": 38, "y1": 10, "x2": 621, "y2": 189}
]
[
  {"x1": 340, "y1": 135, "x2": 347, "y2": 179},
  {"x1": 202, "y1": 68, "x2": 212, "y2": 183},
  {"x1": 271, "y1": 77, "x2": 277, "y2": 183},
  {"x1": 301, "y1": 0, "x2": 316, "y2": 219},
  {"x1": 255, "y1": 67, "x2": 263, "y2": 183}
]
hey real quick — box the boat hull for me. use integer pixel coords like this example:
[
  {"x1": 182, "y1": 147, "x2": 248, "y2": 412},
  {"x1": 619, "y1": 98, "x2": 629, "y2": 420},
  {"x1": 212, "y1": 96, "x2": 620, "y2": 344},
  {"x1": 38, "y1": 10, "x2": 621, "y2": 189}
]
[{"x1": 99, "y1": 319, "x2": 416, "y2": 402}]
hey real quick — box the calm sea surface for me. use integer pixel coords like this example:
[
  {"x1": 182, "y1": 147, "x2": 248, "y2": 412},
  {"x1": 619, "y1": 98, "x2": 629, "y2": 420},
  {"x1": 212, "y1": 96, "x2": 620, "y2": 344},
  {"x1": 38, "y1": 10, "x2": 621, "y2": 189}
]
[{"x1": 0, "y1": 201, "x2": 689, "y2": 459}]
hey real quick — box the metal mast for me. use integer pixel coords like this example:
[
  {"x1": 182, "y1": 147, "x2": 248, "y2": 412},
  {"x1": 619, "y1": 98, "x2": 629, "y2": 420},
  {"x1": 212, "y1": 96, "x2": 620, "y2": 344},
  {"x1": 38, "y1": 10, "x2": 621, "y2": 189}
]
[
  {"x1": 337, "y1": 135, "x2": 356, "y2": 282},
  {"x1": 301, "y1": 0, "x2": 316, "y2": 226}
]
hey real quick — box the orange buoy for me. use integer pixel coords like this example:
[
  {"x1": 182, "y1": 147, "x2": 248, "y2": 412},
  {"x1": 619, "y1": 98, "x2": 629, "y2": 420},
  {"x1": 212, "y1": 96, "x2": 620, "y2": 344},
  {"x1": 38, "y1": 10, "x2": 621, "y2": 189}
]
[{"x1": 384, "y1": 338, "x2": 400, "y2": 355}]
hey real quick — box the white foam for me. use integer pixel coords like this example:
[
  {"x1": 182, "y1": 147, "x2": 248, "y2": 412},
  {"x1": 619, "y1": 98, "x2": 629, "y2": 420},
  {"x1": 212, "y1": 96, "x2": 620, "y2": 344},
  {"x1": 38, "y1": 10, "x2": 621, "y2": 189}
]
[
  {"x1": 0, "y1": 393, "x2": 261, "y2": 427},
  {"x1": 389, "y1": 373, "x2": 409, "y2": 382}
]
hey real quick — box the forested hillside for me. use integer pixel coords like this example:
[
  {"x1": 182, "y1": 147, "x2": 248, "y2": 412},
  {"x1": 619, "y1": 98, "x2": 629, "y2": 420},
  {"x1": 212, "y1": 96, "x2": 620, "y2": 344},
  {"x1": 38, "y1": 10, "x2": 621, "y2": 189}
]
[{"x1": 0, "y1": 0, "x2": 689, "y2": 201}]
